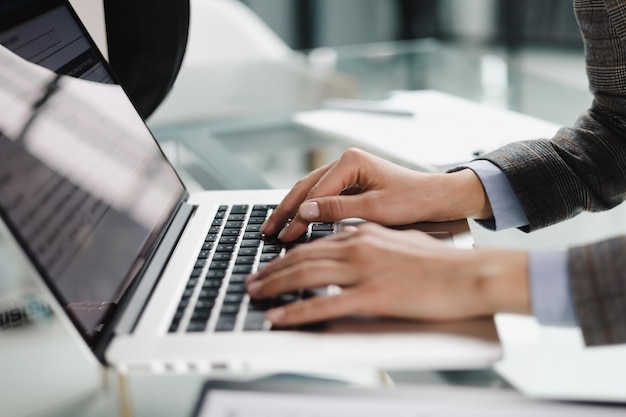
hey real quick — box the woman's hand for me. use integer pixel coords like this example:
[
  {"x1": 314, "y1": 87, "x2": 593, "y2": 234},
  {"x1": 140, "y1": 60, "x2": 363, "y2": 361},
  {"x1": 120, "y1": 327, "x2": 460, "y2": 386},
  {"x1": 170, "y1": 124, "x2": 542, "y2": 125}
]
[
  {"x1": 261, "y1": 148, "x2": 492, "y2": 242},
  {"x1": 247, "y1": 223, "x2": 530, "y2": 327}
]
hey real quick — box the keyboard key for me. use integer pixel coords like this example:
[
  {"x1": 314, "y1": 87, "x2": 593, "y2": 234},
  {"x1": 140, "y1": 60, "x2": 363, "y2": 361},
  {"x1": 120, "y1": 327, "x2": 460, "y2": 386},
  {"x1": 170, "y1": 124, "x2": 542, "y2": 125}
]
[
  {"x1": 219, "y1": 236, "x2": 238, "y2": 245},
  {"x1": 247, "y1": 217, "x2": 265, "y2": 224},
  {"x1": 212, "y1": 252, "x2": 232, "y2": 261},
  {"x1": 195, "y1": 299, "x2": 215, "y2": 309},
  {"x1": 202, "y1": 242, "x2": 214, "y2": 251},
  {"x1": 226, "y1": 283, "x2": 247, "y2": 294},
  {"x1": 216, "y1": 244, "x2": 235, "y2": 252},
  {"x1": 230, "y1": 205, "x2": 249, "y2": 214},
  {"x1": 194, "y1": 259, "x2": 207, "y2": 268},
  {"x1": 212, "y1": 218, "x2": 223, "y2": 226},
  {"x1": 219, "y1": 304, "x2": 240, "y2": 315},
  {"x1": 311, "y1": 231, "x2": 332, "y2": 240},
  {"x1": 238, "y1": 247, "x2": 257, "y2": 256},
  {"x1": 243, "y1": 311, "x2": 267, "y2": 331},
  {"x1": 240, "y1": 239, "x2": 260, "y2": 248},
  {"x1": 229, "y1": 274, "x2": 247, "y2": 283},
  {"x1": 227, "y1": 214, "x2": 246, "y2": 221},
  {"x1": 206, "y1": 269, "x2": 226, "y2": 279},
  {"x1": 260, "y1": 253, "x2": 278, "y2": 262},
  {"x1": 253, "y1": 204, "x2": 275, "y2": 211},
  {"x1": 245, "y1": 224, "x2": 262, "y2": 232},
  {"x1": 312, "y1": 223, "x2": 334, "y2": 231},
  {"x1": 224, "y1": 293, "x2": 245, "y2": 304},
  {"x1": 205, "y1": 233, "x2": 218, "y2": 241},
  {"x1": 190, "y1": 268, "x2": 203, "y2": 277},
  {"x1": 221, "y1": 228, "x2": 241, "y2": 237},
  {"x1": 258, "y1": 262, "x2": 271, "y2": 271},
  {"x1": 262, "y1": 245, "x2": 282, "y2": 254},
  {"x1": 198, "y1": 288, "x2": 219, "y2": 299},
  {"x1": 248, "y1": 299, "x2": 272, "y2": 311},
  {"x1": 215, "y1": 317, "x2": 237, "y2": 331},
  {"x1": 209, "y1": 226, "x2": 221, "y2": 234},
  {"x1": 225, "y1": 221, "x2": 244, "y2": 228},
  {"x1": 168, "y1": 321, "x2": 180, "y2": 333},
  {"x1": 187, "y1": 320, "x2": 207, "y2": 332},
  {"x1": 198, "y1": 250, "x2": 210, "y2": 259},
  {"x1": 173, "y1": 309, "x2": 185, "y2": 320},
  {"x1": 235, "y1": 256, "x2": 255, "y2": 265},
  {"x1": 243, "y1": 232, "x2": 262, "y2": 240},
  {"x1": 202, "y1": 278, "x2": 223, "y2": 288},
  {"x1": 191, "y1": 310, "x2": 211, "y2": 321},
  {"x1": 263, "y1": 236, "x2": 282, "y2": 245},
  {"x1": 233, "y1": 265, "x2": 253, "y2": 274},
  {"x1": 209, "y1": 260, "x2": 230, "y2": 270}
]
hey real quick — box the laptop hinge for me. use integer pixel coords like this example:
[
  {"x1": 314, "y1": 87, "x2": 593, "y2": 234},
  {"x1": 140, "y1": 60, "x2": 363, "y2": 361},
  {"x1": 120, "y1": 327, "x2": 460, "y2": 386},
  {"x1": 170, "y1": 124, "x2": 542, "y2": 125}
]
[{"x1": 94, "y1": 200, "x2": 195, "y2": 361}]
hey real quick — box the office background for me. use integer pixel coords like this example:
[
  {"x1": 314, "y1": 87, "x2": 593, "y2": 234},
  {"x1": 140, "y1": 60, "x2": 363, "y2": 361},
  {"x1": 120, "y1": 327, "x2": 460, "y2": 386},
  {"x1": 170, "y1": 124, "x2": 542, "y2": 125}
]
[{"x1": 240, "y1": 0, "x2": 582, "y2": 50}]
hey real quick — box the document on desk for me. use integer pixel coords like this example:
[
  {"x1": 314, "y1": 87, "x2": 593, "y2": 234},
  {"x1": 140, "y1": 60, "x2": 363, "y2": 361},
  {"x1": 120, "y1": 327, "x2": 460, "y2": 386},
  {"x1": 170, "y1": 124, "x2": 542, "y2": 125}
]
[
  {"x1": 194, "y1": 381, "x2": 626, "y2": 417},
  {"x1": 294, "y1": 90, "x2": 561, "y2": 172}
]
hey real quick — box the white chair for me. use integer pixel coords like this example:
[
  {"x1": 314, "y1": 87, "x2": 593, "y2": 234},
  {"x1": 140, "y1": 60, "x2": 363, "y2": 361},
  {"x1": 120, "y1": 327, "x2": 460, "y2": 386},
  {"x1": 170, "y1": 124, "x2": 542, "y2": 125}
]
[{"x1": 147, "y1": 0, "x2": 356, "y2": 127}]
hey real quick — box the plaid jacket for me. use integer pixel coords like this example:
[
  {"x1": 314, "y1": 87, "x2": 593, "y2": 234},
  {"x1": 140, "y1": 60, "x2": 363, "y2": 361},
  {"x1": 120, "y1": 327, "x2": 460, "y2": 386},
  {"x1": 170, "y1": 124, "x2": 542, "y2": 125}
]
[{"x1": 482, "y1": 0, "x2": 626, "y2": 346}]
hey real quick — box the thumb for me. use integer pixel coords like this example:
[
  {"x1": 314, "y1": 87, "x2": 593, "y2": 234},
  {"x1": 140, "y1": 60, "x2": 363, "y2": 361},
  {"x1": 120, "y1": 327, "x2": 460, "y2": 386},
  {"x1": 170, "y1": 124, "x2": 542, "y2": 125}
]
[{"x1": 299, "y1": 195, "x2": 371, "y2": 222}]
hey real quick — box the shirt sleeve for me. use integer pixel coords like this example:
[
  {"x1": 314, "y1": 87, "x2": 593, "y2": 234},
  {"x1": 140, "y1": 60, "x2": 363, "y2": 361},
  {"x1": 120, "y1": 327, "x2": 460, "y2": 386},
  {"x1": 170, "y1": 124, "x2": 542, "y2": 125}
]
[
  {"x1": 530, "y1": 249, "x2": 578, "y2": 326},
  {"x1": 456, "y1": 160, "x2": 578, "y2": 326},
  {"x1": 459, "y1": 160, "x2": 528, "y2": 231}
]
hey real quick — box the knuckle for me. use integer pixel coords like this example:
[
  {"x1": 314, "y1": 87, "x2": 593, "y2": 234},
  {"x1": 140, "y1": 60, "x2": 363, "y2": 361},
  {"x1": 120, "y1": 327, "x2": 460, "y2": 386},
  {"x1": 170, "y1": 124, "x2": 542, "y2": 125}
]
[
  {"x1": 324, "y1": 196, "x2": 345, "y2": 219},
  {"x1": 342, "y1": 147, "x2": 365, "y2": 162},
  {"x1": 293, "y1": 177, "x2": 308, "y2": 192}
]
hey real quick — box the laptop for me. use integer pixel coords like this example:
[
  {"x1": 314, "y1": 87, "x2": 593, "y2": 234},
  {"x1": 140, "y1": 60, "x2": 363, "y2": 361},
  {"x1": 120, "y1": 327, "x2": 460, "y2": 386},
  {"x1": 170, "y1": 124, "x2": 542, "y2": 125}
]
[{"x1": 0, "y1": 0, "x2": 500, "y2": 374}]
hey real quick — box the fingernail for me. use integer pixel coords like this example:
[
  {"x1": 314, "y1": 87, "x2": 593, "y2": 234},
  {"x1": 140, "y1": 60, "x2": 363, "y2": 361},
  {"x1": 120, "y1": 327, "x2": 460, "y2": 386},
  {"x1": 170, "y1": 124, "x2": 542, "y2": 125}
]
[
  {"x1": 247, "y1": 281, "x2": 262, "y2": 296},
  {"x1": 260, "y1": 218, "x2": 270, "y2": 234},
  {"x1": 299, "y1": 201, "x2": 319, "y2": 220},
  {"x1": 266, "y1": 307, "x2": 285, "y2": 323},
  {"x1": 277, "y1": 225, "x2": 289, "y2": 240}
]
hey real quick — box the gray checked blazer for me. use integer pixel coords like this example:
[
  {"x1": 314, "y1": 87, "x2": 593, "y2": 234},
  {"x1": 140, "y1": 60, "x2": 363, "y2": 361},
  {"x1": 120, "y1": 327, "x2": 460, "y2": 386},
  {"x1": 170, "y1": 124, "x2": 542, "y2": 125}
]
[{"x1": 482, "y1": 0, "x2": 626, "y2": 346}]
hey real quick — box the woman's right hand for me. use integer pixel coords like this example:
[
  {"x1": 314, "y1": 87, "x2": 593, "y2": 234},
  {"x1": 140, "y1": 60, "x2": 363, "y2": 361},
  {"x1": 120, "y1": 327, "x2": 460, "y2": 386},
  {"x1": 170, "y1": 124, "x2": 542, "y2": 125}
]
[{"x1": 261, "y1": 148, "x2": 491, "y2": 241}]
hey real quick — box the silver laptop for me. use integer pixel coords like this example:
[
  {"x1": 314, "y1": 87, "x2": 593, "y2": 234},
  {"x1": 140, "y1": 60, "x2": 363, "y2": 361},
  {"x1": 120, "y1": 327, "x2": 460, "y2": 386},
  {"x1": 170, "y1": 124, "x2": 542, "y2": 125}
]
[{"x1": 0, "y1": 0, "x2": 500, "y2": 374}]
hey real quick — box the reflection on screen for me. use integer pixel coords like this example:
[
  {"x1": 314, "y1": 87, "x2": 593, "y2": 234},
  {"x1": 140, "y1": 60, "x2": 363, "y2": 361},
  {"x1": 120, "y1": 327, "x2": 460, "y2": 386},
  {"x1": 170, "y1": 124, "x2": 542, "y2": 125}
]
[{"x1": 0, "y1": 25, "x2": 185, "y2": 344}]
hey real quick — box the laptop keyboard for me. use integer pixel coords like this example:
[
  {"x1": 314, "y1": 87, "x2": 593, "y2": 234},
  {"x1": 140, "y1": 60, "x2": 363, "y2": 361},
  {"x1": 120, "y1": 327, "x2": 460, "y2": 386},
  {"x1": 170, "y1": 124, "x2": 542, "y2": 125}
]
[{"x1": 168, "y1": 204, "x2": 334, "y2": 334}]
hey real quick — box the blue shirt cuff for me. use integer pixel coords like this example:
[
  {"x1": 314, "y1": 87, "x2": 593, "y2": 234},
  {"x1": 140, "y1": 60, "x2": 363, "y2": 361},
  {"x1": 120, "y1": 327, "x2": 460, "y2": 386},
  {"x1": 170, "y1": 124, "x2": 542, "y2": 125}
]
[
  {"x1": 529, "y1": 249, "x2": 578, "y2": 327},
  {"x1": 460, "y1": 160, "x2": 529, "y2": 231}
]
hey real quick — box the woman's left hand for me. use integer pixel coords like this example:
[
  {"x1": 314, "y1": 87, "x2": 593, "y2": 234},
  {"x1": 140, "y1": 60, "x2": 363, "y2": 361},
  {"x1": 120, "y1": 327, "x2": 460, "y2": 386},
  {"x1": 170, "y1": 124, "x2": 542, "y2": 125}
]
[{"x1": 246, "y1": 223, "x2": 530, "y2": 327}]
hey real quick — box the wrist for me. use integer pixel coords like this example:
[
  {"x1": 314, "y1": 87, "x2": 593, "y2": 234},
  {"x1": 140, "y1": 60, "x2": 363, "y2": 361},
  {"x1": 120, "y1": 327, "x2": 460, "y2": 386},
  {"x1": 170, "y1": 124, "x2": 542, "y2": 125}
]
[
  {"x1": 438, "y1": 169, "x2": 493, "y2": 220},
  {"x1": 474, "y1": 249, "x2": 530, "y2": 315}
]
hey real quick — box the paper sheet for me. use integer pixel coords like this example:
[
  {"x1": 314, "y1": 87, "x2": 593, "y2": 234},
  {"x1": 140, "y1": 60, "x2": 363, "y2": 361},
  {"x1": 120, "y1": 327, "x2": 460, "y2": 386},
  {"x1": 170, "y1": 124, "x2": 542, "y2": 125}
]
[
  {"x1": 196, "y1": 384, "x2": 626, "y2": 417},
  {"x1": 294, "y1": 90, "x2": 561, "y2": 171}
]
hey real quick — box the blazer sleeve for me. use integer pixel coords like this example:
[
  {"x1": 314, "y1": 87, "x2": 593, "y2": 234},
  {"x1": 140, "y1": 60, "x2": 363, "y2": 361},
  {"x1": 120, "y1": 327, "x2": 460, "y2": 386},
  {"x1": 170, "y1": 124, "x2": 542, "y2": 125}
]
[
  {"x1": 480, "y1": 1, "x2": 626, "y2": 233},
  {"x1": 481, "y1": 1, "x2": 626, "y2": 346}
]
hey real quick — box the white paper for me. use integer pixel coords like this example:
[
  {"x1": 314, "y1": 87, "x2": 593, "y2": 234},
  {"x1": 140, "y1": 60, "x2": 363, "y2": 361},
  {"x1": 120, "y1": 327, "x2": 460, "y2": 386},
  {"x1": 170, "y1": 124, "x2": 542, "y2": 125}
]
[
  {"x1": 196, "y1": 386, "x2": 626, "y2": 417},
  {"x1": 294, "y1": 90, "x2": 561, "y2": 171}
]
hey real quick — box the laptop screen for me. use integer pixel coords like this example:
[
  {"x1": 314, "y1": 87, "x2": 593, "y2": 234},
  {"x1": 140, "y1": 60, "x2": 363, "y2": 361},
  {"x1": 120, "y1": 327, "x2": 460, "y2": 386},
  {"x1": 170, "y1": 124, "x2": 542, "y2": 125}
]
[{"x1": 0, "y1": 0, "x2": 186, "y2": 344}]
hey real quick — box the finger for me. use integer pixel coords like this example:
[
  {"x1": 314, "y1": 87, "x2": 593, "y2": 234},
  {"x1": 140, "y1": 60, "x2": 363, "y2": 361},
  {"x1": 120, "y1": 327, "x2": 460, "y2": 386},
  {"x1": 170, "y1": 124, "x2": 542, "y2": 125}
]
[
  {"x1": 265, "y1": 289, "x2": 363, "y2": 326},
  {"x1": 247, "y1": 260, "x2": 357, "y2": 299},
  {"x1": 272, "y1": 148, "x2": 377, "y2": 241},
  {"x1": 250, "y1": 227, "x2": 359, "y2": 283},
  {"x1": 261, "y1": 162, "x2": 335, "y2": 236},
  {"x1": 274, "y1": 155, "x2": 369, "y2": 241},
  {"x1": 246, "y1": 235, "x2": 354, "y2": 284}
]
